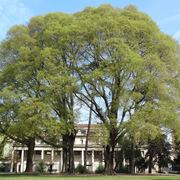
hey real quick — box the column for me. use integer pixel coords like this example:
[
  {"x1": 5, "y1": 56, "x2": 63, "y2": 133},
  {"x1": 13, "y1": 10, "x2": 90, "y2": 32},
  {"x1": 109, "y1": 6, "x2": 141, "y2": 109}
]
[
  {"x1": 20, "y1": 149, "x2": 24, "y2": 172},
  {"x1": 81, "y1": 150, "x2": 84, "y2": 166},
  {"x1": 60, "y1": 150, "x2": 63, "y2": 172},
  {"x1": 92, "y1": 150, "x2": 95, "y2": 172},
  {"x1": 123, "y1": 156, "x2": 126, "y2": 167},
  {"x1": 102, "y1": 150, "x2": 105, "y2": 166},
  {"x1": 113, "y1": 151, "x2": 115, "y2": 169},
  {"x1": 10, "y1": 149, "x2": 14, "y2": 172},
  {"x1": 41, "y1": 150, "x2": 44, "y2": 160},
  {"x1": 51, "y1": 149, "x2": 54, "y2": 162}
]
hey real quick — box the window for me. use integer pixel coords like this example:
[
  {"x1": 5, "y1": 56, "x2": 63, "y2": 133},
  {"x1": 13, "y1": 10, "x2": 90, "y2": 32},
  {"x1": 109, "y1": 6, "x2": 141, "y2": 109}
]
[
  {"x1": 35, "y1": 150, "x2": 41, "y2": 155},
  {"x1": 45, "y1": 151, "x2": 51, "y2": 155},
  {"x1": 55, "y1": 151, "x2": 61, "y2": 156},
  {"x1": 80, "y1": 139, "x2": 84, "y2": 144},
  {"x1": 80, "y1": 130, "x2": 86, "y2": 135}
]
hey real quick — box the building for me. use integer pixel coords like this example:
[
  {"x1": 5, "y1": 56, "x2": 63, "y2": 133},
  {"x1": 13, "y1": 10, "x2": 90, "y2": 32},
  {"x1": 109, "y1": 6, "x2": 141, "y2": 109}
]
[
  {"x1": 10, "y1": 124, "x2": 173, "y2": 173},
  {"x1": 11, "y1": 124, "x2": 105, "y2": 173}
]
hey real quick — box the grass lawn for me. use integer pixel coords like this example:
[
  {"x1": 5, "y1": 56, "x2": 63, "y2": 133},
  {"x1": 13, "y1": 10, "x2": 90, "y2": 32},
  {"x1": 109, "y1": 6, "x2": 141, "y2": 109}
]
[{"x1": 0, "y1": 175, "x2": 179, "y2": 180}]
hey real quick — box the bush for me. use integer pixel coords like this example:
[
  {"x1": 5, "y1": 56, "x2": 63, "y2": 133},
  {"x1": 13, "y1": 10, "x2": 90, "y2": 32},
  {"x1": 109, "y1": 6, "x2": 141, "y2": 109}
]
[
  {"x1": 95, "y1": 165, "x2": 104, "y2": 174},
  {"x1": 115, "y1": 165, "x2": 129, "y2": 173},
  {"x1": 35, "y1": 161, "x2": 46, "y2": 174},
  {"x1": 0, "y1": 163, "x2": 5, "y2": 172},
  {"x1": 0, "y1": 163, "x2": 10, "y2": 172},
  {"x1": 75, "y1": 164, "x2": 87, "y2": 174},
  {"x1": 173, "y1": 164, "x2": 180, "y2": 171}
]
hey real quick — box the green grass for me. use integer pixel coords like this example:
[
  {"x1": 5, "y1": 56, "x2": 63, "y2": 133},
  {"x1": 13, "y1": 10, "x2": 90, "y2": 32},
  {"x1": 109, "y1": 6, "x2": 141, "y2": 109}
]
[{"x1": 0, "y1": 175, "x2": 179, "y2": 180}]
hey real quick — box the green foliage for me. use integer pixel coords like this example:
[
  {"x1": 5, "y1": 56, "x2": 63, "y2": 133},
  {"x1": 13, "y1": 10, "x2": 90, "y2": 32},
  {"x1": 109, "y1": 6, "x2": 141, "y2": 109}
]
[
  {"x1": 0, "y1": 136, "x2": 7, "y2": 158},
  {"x1": 173, "y1": 140, "x2": 180, "y2": 171},
  {"x1": 95, "y1": 165, "x2": 105, "y2": 174},
  {"x1": 115, "y1": 165, "x2": 129, "y2": 174},
  {"x1": 145, "y1": 134, "x2": 172, "y2": 172},
  {"x1": 35, "y1": 161, "x2": 46, "y2": 174},
  {"x1": 75, "y1": 164, "x2": 86, "y2": 174}
]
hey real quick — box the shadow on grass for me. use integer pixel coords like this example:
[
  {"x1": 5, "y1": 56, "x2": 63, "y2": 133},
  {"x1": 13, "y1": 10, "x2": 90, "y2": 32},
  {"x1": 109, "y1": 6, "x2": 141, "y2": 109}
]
[{"x1": 152, "y1": 179, "x2": 176, "y2": 180}]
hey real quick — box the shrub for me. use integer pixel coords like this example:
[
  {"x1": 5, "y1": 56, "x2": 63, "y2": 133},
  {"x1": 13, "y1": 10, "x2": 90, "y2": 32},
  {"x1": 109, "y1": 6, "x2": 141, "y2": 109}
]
[
  {"x1": 35, "y1": 160, "x2": 46, "y2": 174},
  {"x1": 75, "y1": 164, "x2": 87, "y2": 174},
  {"x1": 0, "y1": 163, "x2": 10, "y2": 172},
  {"x1": 115, "y1": 165, "x2": 129, "y2": 173},
  {"x1": 0, "y1": 163, "x2": 5, "y2": 172},
  {"x1": 95, "y1": 165, "x2": 104, "y2": 174}
]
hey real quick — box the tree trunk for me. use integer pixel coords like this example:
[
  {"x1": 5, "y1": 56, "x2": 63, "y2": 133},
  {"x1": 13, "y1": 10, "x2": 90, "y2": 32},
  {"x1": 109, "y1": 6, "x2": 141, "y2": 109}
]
[
  {"x1": 25, "y1": 140, "x2": 35, "y2": 172},
  {"x1": 114, "y1": 150, "x2": 123, "y2": 172},
  {"x1": 148, "y1": 153, "x2": 153, "y2": 174},
  {"x1": 62, "y1": 146, "x2": 68, "y2": 173},
  {"x1": 62, "y1": 134, "x2": 68, "y2": 173},
  {"x1": 130, "y1": 142, "x2": 135, "y2": 174},
  {"x1": 62, "y1": 130, "x2": 76, "y2": 174},
  {"x1": 104, "y1": 145, "x2": 115, "y2": 175},
  {"x1": 158, "y1": 165, "x2": 162, "y2": 173},
  {"x1": 68, "y1": 131, "x2": 76, "y2": 174},
  {"x1": 84, "y1": 103, "x2": 93, "y2": 169}
]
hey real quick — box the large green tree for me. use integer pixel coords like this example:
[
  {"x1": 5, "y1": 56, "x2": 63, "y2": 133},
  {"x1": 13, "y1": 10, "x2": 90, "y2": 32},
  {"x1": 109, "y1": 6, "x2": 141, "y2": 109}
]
[
  {"x1": 74, "y1": 5, "x2": 180, "y2": 174},
  {"x1": 27, "y1": 14, "x2": 80, "y2": 173},
  {"x1": 0, "y1": 25, "x2": 56, "y2": 172},
  {"x1": 0, "y1": 13, "x2": 80, "y2": 173}
]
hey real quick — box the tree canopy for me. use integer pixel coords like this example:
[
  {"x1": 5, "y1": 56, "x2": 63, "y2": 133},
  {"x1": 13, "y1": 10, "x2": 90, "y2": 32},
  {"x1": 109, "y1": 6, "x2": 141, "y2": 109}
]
[{"x1": 0, "y1": 4, "x2": 179, "y2": 174}]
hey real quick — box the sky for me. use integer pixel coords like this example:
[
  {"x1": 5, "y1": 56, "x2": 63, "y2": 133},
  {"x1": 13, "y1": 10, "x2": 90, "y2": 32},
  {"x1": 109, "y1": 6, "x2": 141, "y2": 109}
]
[{"x1": 0, "y1": 0, "x2": 180, "y2": 41}]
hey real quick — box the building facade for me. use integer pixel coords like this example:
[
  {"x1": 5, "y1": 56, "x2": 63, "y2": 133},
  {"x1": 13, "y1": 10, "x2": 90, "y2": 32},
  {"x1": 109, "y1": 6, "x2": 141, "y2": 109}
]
[
  {"x1": 11, "y1": 124, "x2": 105, "y2": 173},
  {"x1": 10, "y1": 124, "x2": 171, "y2": 173}
]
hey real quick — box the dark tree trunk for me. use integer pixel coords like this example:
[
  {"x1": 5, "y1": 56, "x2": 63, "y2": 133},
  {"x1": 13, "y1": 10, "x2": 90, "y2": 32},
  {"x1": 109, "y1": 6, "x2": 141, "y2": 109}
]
[
  {"x1": 62, "y1": 130, "x2": 76, "y2": 174},
  {"x1": 114, "y1": 150, "x2": 123, "y2": 172},
  {"x1": 158, "y1": 165, "x2": 162, "y2": 173},
  {"x1": 68, "y1": 131, "x2": 76, "y2": 174},
  {"x1": 84, "y1": 103, "x2": 93, "y2": 169},
  {"x1": 62, "y1": 134, "x2": 68, "y2": 173},
  {"x1": 25, "y1": 140, "x2": 35, "y2": 172},
  {"x1": 62, "y1": 146, "x2": 68, "y2": 173},
  {"x1": 129, "y1": 142, "x2": 135, "y2": 174},
  {"x1": 148, "y1": 153, "x2": 153, "y2": 174},
  {"x1": 104, "y1": 145, "x2": 115, "y2": 175},
  {"x1": 68, "y1": 143, "x2": 74, "y2": 173}
]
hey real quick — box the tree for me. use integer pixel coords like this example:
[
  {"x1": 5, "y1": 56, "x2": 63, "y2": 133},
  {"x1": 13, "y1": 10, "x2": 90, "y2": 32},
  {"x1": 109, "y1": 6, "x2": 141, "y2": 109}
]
[
  {"x1": 84, "y1": 103, "x2": 93, "y2": 170},
  {"x1": 144, "y1": 134, "x2": 172, "y2": 173},
  {"x1": 0, "y1": 25, "x2": 56, "y2": 172},
  {"x1": 172, "y1": 138, "x2": 180, "y2": 171},
  {"x1": 0, "y1": 13, "x2": 80, "y2": 174},
  {"x1": 74, "y1": 5, "x2": 179, "y2": 174},
  {"x1": 27, "y1": 14, "x2": 80, "y2": 173}
]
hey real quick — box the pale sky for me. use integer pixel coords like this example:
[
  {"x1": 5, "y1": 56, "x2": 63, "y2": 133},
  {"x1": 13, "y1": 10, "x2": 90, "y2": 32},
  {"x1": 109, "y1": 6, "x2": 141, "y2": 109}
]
[{"x1": 0, "y1": 0, "x2": 180, "y2": 41}]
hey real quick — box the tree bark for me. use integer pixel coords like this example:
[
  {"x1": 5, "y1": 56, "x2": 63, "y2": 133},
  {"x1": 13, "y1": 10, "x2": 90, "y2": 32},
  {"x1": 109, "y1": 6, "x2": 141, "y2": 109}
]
[
  {"x1": 68, "y1": 131, "x2": 76, "y2": 174},
  {"x1": 84, "y1": 103, "x2": 93, "y2": 169},
  {"x1": 129, "y1": 142, "x2": 135, "y2": 174},
  {"x1": 62, "y1": 130, "x2": 76, "y2": 174},
  {"x1": 25, "y1": 140, "x2": 35, "y2": 172},
  {"x1": 114, "y1": 150, "x2": 123, "y2": 172},
  {"x1": 148, "y1": 153, "x2": 153, "y2": 174},
  {"x1": 62, "y1": 134, "x2": 68, "y2": 173},
  {"x1": 104, "y1": 145, "x2": 115, "y2": 175},
  {"x1": 62, "y1": 146, "x2": 68, "y2": 173}
]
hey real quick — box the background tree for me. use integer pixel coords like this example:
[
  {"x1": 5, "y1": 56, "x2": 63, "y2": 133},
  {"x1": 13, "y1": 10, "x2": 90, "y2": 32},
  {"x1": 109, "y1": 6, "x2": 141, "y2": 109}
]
[
  {"x1": 145, "y1": 134, "x2": 172, "y2": 173},
  {"x1": 0, "y1": 24, "x2": 62, "y2": 172},
  {"x1": 27, "y1": 14, "x2": 80, "y2": 173}
]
